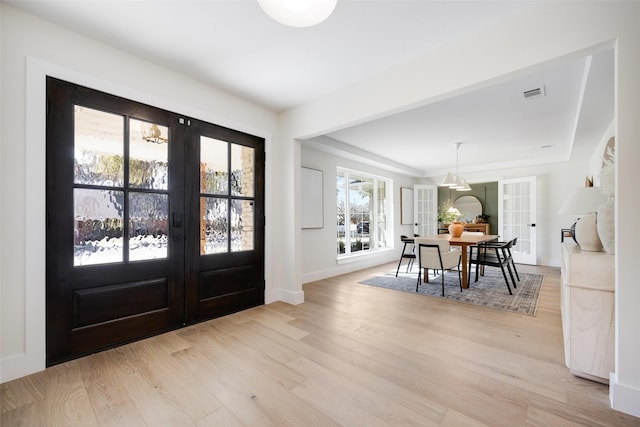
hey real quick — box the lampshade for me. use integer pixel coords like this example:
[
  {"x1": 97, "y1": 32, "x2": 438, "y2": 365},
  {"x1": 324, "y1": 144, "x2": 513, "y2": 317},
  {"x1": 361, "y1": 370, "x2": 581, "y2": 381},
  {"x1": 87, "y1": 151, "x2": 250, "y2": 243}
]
[
  {"x1": 457, "y1": 178, "x2": 472, "y2": 191},
  {"x1": 440, "y1": 172, "x2": 457, "y2": 187},
  {"x1": 439, "y1": 142, "x2": 471, "y2": 191},
  {"x1": 257, "y1": 0, "x2": 337, "y2": 27},
  {"x1": 558, "y1": 186, "x2": 608, "y2": 252},
  {"x1": 558, "y1": 187, "x2": 607, "y2": 215},
  {"x1": 449, "y1": 176, "x2": 464, "y2": 189}
]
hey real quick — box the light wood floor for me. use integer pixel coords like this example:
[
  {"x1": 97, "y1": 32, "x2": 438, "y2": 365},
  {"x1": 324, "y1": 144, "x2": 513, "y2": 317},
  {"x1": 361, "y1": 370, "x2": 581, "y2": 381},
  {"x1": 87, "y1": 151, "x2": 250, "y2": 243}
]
[{"x1": 2, "y1": 262, "x2": 639, "y2": 426}]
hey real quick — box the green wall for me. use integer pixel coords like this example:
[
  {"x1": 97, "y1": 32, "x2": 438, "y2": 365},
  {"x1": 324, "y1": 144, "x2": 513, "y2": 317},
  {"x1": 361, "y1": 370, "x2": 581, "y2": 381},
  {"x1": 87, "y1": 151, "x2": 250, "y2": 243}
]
[{"x1": 438, "y1": 182, "x2": 498, "y2": 234}]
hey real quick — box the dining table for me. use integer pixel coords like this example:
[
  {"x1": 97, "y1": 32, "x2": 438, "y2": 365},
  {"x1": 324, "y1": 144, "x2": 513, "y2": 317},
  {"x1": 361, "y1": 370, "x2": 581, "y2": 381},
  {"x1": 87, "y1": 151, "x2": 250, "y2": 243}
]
[{"x1": 419, "y1": 234, "x2": 499, "y2": 288}]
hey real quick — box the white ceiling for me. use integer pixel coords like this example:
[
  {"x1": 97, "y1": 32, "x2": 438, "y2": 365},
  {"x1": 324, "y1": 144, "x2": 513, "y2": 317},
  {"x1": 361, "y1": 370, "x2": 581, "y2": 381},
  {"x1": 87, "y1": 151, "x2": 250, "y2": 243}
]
[
  {"x1": 323, "y1": 49, "x2": 614, "y2": 177},
  {"x1": 5, "y1": 0, "x2": 614, "y2": 177}
]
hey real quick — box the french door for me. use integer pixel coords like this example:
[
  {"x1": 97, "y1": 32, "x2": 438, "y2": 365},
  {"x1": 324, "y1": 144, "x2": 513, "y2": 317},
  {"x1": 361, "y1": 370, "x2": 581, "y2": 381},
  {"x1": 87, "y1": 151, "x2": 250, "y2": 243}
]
[
  {"x1": 498, "y1": 176, "x2": 537, "y2": 264},
  {"x1": 413, "y1": 184, "x2": 437, "y2": 236},
  {"x1": 46, "y1": 78, "x2": 264, "y2": 365}
]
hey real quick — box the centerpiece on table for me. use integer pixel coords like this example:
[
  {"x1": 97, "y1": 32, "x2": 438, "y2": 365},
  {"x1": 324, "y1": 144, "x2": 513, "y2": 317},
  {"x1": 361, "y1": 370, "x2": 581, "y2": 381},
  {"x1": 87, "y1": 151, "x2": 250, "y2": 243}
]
[{"x1": 438, "y1": 203, "x2": 464, "y2": 237}]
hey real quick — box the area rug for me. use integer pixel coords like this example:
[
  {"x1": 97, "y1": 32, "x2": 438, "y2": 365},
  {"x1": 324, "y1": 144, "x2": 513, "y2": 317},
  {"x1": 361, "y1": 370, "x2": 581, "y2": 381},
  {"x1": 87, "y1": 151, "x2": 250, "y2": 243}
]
[{"x1": 359, "y1": 267, "x2": 543, "y2": 316}]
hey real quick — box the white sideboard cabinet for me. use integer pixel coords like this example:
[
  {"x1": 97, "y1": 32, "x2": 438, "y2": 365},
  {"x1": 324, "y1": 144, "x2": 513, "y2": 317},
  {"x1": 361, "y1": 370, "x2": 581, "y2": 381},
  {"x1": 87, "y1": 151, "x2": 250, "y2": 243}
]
[{"x1": 560, "y1": 240, "x2": 615, "y2": 384}]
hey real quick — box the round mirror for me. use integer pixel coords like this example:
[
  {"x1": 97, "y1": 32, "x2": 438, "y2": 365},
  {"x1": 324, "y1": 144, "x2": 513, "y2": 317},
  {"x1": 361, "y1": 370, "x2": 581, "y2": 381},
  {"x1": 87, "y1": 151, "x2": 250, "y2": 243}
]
[{"x1": 453, "y1": 195, "x2": 482, "y2": 223}]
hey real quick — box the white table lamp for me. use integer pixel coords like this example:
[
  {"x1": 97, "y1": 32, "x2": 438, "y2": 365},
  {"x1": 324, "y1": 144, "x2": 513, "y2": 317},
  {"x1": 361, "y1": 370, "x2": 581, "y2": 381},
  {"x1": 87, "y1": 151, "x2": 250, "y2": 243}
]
[{"x1": 558, "y1": 187, "x2": 608, "y2": 251}]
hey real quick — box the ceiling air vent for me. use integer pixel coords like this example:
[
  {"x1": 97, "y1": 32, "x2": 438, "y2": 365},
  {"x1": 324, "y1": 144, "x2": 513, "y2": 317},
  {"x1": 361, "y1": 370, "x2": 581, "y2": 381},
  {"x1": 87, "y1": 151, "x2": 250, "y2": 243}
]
[{"x1": 522, "y1": 86, "x2": 546, "y2": 100}]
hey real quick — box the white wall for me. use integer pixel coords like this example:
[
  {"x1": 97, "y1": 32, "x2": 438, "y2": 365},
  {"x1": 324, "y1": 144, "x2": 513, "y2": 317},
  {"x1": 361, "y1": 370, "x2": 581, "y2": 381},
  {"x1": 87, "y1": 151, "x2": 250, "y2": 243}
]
[
  {"x1": 0, "y1": 5, "x2": 285, "y2": 382},
  {"x1": 280, "y1": 1, "x2": 640, "y2": 417},
  {"x1": 300, "y1": 144, "x2": 419, "y2": 283}
]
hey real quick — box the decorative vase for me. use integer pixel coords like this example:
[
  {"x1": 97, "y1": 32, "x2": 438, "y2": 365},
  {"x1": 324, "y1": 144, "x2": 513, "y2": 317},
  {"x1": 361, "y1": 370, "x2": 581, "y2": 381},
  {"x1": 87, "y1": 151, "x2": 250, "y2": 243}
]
[
  {"x1": 597, "y1": 196, "x2": 615, "y2": 254},
  {"x1": 448, "y1": 222, "x2": 465, "y2": 237}
]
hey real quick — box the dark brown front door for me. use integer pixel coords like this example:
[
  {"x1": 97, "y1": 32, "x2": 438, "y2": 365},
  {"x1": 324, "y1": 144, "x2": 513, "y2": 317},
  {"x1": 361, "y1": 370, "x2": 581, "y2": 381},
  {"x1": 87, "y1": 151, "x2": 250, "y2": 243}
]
[{"x1": 46, "y1": 77, "x2": 264, "y2": 365}]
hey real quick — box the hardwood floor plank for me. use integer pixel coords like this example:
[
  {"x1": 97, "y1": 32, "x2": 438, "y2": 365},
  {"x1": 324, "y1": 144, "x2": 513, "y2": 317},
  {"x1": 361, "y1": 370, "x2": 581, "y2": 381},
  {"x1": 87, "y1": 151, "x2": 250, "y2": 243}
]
[
  {"x1": 101, "y1": 339, "x2": 213, "y2": 426},
  {"x1": 1, "y1": 401, "x2": 49, "y2": 426},
  {"x1": 1, "y1": 375, "x2": 44, "y2": 413},
  {"x1": 77, "y1": 351, "x2": 147, "y2": 427},
  {"x1": 232, "y1": 316, "x2": 451, "y2": 423},
  {"x1": 525, "y1": 405, "x2": 596, "y2": 427},
  {"x1": 42, "y1": 361, "x2": 98, "y2": 426},
  {"x1": 440, "y1": 409, "x2": 490, "y2": 427},
  {"x1": 169, "y1": 344, "x2": 277, "y2": 427},
  {"x1": 176, "y1": 321, "x2": 341, "y2": 427},
  {"x1": 298, "y1": 330, "x2": 533, "y2": 426},
  {"x1": 2, "y1": 262, "x2": 640, "y2": 426},
  {"x1": 288, "y1": 355, "x2": 421, "y2": 427},
  {"x1": 195, "y1": 406, "x2": 245, "y2": 427}
]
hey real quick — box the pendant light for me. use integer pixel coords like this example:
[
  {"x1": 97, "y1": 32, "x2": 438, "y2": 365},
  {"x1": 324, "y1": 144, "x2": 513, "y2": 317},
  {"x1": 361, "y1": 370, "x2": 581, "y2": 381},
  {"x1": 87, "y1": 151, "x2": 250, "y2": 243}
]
[
  {"x1": 440, "y1": 142, "x2": 472, "y2": 191},
  {"x1": 258, "y1": 0, "x2": 337, "y2": 27}
]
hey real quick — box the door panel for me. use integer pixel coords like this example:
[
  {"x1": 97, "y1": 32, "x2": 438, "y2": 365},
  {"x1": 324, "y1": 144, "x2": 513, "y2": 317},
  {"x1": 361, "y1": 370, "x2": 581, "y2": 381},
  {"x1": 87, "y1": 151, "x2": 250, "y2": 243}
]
[
  {"x1": 46, "y1": 78, "x2": 185, "y2": 365},
  {"x1": 498, "y1": 176, "x2": 537, "y2": 264},
  {"x1": 46, "y1": 77, "x2": 264, "y2": 365},
  {"x1": 413, "y1": 184, "x2": 437, "y2": 236},
  {"x1": 185, "y1": 121, "x2": 265, "y2": 323}
]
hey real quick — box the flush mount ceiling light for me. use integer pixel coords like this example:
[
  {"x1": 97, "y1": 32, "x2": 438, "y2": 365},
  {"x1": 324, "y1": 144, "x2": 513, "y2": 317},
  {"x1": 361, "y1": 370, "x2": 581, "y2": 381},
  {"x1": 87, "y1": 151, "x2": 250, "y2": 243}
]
[
  {"x1": 258, "y1": 0, "x2": 337, "y2": 27},
  {"x1": 440, "y1": 142, "x2": 472, "y2": 192}
]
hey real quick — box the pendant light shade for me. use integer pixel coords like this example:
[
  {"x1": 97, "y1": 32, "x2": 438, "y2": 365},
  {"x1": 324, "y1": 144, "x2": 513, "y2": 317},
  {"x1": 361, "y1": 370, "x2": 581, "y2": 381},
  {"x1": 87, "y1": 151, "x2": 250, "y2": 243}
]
[
  {"x1": 440, "y1": 172, "x2": 457, "y2": 187},
  {"x1": 440, "y1": 142, "x2": 472, "y2": 191},
  {"x1": 450, "y1": 176, "x2": 465, "y2": 189},
  {"x1": 258, "y1": 0, "x2": 337, "y2": 27},
  {"x1": 457, "y1": 178, "x2": 472, "y2": 191}
]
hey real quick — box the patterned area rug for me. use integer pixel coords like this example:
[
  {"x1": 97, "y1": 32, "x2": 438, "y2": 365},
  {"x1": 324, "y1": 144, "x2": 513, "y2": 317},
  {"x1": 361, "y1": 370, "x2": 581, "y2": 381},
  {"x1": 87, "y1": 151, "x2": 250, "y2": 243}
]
[{"x1": 359, "y1": 267, "x2": 543, "y2": 316}]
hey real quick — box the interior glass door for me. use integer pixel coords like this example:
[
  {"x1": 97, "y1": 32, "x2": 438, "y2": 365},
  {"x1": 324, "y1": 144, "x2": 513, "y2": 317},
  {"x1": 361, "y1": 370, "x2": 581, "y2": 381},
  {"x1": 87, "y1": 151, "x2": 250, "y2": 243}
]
[
  {"x1": 498, "y1": 176, "x2": 537, "y2": 264},
  {"x1": 413, "y1": 184, "x2": 437, "y2": 236}
]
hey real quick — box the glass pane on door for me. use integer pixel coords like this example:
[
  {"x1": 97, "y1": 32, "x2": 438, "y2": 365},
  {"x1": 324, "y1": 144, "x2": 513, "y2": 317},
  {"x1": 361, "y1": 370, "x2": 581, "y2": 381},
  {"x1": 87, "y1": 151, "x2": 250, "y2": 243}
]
[
  {"x1": 74, "y1": 106, "x2": 124, "y2": 186},
  {"x1": 231, "y1": 199, "x2": 254, "y2": 252},
  {"x1": 129, "y1": 119, "x2": 168, "y2": 190},
  {"x1": 128, "y1": 192, "x2": 169, "y2": 261},
  {"x1": 231, "y1": 144, "x2": 254, "y2": 197},
  {"x1": 74, "y1": 188, "x2": 124, "y2": 266},
  {"x1": 201, "y1": 137, "x2": 228, "y2": 194},
  {"x1": 201, "y1": 197, "x2": 228, "y2": 254}
]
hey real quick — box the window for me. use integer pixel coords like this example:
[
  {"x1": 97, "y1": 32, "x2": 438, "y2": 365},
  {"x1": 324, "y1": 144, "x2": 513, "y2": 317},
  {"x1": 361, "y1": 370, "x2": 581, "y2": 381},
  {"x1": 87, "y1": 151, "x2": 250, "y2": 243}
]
[{"x1": 337, "y1": 168, "x2": 392, "y2": 257}]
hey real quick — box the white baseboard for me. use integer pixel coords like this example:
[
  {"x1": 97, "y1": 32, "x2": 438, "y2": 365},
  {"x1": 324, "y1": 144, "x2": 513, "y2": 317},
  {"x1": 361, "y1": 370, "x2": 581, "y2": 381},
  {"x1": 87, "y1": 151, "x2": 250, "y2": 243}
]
[
  {"x1": 610, "y1": 373, "x2": 640, "y2": 417},
  {"x1": 302, "y1": 252, "x2": 398, "y2": 284},
  {"x1": 1, "y1": 352, "x2": 45, "y2": 384},
  {"x1": 265, "y1": 287, "x2": 305, "y2": 305}
]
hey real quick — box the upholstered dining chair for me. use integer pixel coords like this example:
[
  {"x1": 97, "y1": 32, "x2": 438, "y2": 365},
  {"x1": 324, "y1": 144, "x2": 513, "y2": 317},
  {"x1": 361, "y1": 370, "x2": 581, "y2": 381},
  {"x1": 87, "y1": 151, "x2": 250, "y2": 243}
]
[
  {"x1": 461, "y1": 230, "x2": 486, "y2": 274},
  {"x1": 461, "y1": 231, "x2": 484, "y2": 236},
  {"x1": 415, "y1": 237, "x2": 462, "y2": 296}
]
